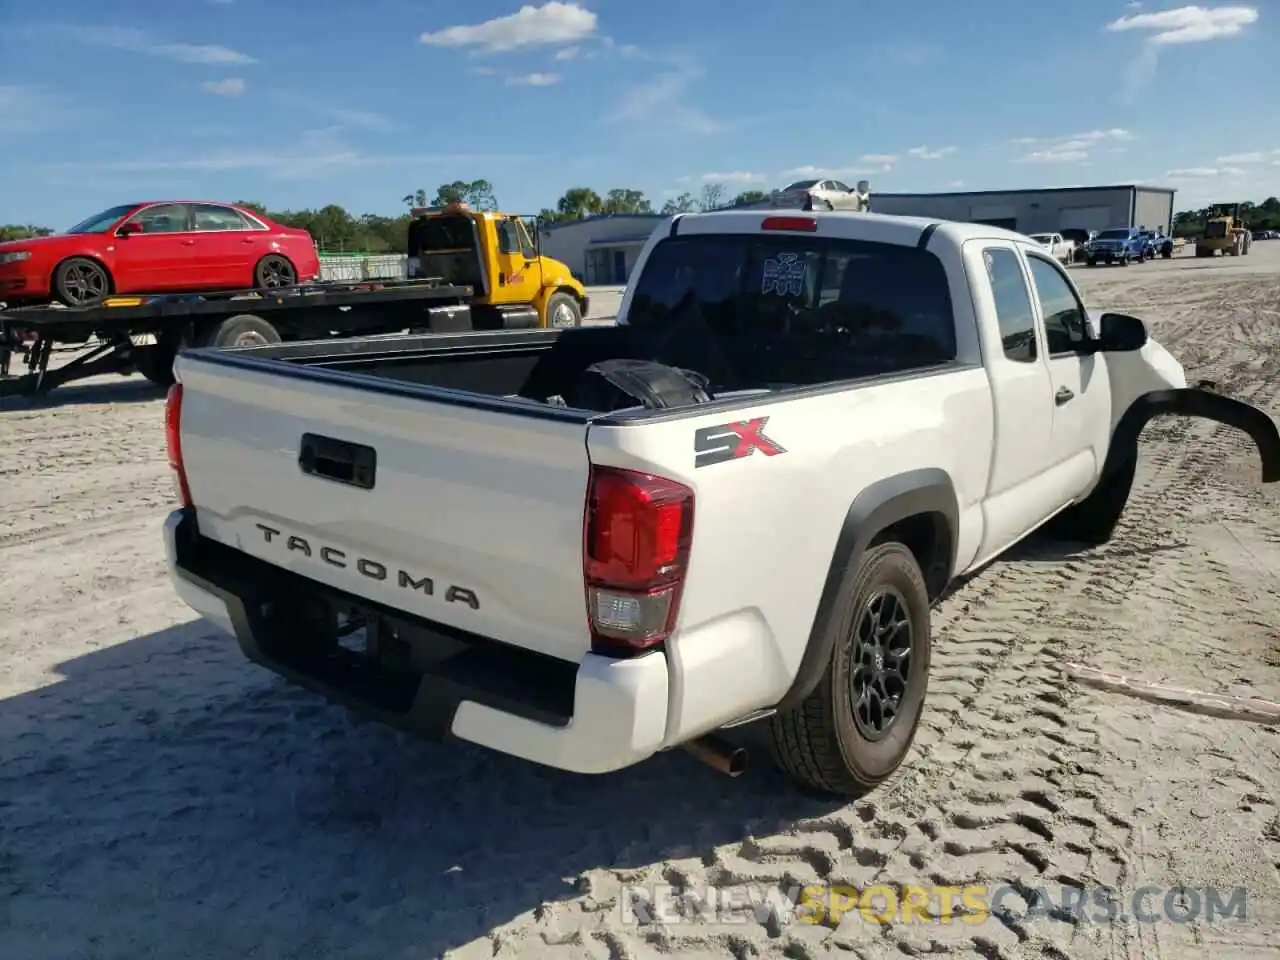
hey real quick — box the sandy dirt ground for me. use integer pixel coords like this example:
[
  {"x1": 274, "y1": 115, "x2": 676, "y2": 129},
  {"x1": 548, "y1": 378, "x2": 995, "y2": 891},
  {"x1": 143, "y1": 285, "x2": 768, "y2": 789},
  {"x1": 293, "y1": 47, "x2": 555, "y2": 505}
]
[{"x1": 2, "y1": 246, "x2": 1280, "y2": 960}]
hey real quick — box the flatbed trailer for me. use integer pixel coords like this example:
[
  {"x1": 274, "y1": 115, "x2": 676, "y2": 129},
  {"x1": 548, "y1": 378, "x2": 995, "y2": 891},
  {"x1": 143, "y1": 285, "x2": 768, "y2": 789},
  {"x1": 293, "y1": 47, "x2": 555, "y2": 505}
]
[{"x1": 0, "y1": 277, "x2": 501, "y2": 398}]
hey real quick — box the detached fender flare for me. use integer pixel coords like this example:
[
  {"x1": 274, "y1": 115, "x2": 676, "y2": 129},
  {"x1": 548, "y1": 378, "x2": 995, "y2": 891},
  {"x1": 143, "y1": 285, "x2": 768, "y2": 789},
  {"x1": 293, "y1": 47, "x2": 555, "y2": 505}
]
[
  {"x1": 775, "y1": 468, "x2": 960, "y2": 711},
  {"x1": 1103, "y1": 387, "x2": 1280, "y2": 484}
]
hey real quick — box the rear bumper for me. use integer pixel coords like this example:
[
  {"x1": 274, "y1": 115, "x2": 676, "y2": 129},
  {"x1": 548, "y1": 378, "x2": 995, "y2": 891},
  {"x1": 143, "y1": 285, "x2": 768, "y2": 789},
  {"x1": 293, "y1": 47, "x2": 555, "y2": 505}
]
[{"x1": 163, "y1": 509, "x2": 670, "y2": 773}]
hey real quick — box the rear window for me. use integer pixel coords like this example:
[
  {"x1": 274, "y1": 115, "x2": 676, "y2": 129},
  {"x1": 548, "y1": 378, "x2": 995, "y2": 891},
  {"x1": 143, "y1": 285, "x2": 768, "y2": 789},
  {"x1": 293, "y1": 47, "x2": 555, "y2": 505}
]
[
  {"x1": 408, "y1": 215, "x2": 474, "y2": 253},
  {"x1": 1096, "y1": 229, "x2": 1130, "y2": 240},
  {"x1": 783, "y1": 180, "x2": 819, "y2": 191},
  {"x1": 624, "y1": 233, "x2": 956, "y2": 389}
]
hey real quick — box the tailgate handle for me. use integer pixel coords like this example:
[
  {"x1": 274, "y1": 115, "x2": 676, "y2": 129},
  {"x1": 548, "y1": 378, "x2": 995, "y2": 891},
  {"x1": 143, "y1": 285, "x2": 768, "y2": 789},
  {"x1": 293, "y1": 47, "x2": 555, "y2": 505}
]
[{"x1": 298, "y1": 433, "x2": 377, "y2": 490}]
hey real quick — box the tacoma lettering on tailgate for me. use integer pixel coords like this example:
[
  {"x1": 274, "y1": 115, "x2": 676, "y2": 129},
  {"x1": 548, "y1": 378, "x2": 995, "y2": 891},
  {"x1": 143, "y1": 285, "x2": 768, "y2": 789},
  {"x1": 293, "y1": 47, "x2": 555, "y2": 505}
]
[
  {"x1": 254, "y1": 523, "x2": 480, "y2": 610},
  {"x1": 693, "y1": 416, "x2": 786, "y2": 469}
]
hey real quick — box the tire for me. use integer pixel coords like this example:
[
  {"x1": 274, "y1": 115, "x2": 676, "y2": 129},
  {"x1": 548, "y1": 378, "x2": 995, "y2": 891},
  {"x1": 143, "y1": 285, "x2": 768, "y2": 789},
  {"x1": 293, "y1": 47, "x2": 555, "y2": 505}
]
[
  {"x1": 544, "y1": 291, "x2": 582, "y2": 329},
  {"x1": 1161, "y1": 246, "x2": 1172, "y2": 259},
  {"x1": 1041, "y1": 454, "x2": 1137, "y2": 546},
  {"x1": 202, "y1": 313, "x2": 283, "y2": 348},
  {"x1": 52, "y1": 257, "x2": 112, "y2": 308},
  {"x1": 1087, "y1": 258, "x2": 1097, "y2": 267},
  {"x1": 823, "y1": 199, "x2": 835, "y2": 211},
  {"x1": 131, "y1": 340, "x2": 179, "y2": 387},
  {"x1": 254, "y1": 254, "x2": 297, "y2": 289},
  {"x1": 767, "y1": 542, "x2": 932, "y2": 797}
]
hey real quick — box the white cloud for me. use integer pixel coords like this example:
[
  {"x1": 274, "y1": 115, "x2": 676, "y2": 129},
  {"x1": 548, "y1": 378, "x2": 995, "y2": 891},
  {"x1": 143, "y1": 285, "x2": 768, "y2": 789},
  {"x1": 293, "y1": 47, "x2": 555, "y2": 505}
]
[
  {"x1": 701, "y1": 171, "x2": 766, "y2": 184},
  {"x1": 906, "y1": 145, "x2": 957, "y2": 160},
  {"x1": 609, "y1": 60, "x2": 722, "y2": 136},
  {"x1": 470, "y1": 66, "x2": 500, "y2": 76},
  {"x1": 68, "y1": 25, "x2": 255, "y2": 64},
  {"x1": 200, "y1": 77, "x2": 246, "y2": 96},
  {"x1": 781, "y1": 165, "x2": 883, "y2": 180},
  {"x1": 1166, "y1": 166, "x2": 1246, "y2": 178},
  {"x1": 419, "y1": 2, "x2": 597, "y2": 53},
  {"x1": 1017, "y1": 147, "x2": 1090, "y2": 164},
  {"x1": 506, "y1": 72, "x2": 560, "y2": 86},
  {"x1": 1011, "y1": 128, "x2": 1132, "y2": 163},
  {"x1": 1106, "y1": 5, "x2": 1258, "y2": 44},
  {"x1": 861, "y1": 153, "x2": 898, "y2": 164},
  {"x1": 944, "y1": 180, "x2": 965, "y2": 188},
  {"x1": 1216, "y1": 151, "x2": 1266, "y2": 163},
  {"x1": 1106, "y1": 6, "x2": 1257, "y2": 101},
  {"x1": 553, "y1": 46, "x2": 581, "y2": 60}
]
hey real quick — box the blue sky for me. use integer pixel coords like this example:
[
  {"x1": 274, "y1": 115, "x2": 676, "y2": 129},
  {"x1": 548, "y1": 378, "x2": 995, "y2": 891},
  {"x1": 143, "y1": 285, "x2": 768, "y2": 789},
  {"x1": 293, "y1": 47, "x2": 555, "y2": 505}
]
[{"x1": 1, "y1": 0, "x2": 1277, "y2": 229}]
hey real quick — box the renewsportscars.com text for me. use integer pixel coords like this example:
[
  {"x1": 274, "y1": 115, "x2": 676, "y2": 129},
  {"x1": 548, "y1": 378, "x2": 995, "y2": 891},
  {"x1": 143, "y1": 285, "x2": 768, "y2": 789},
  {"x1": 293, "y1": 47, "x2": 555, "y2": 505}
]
[{"x1": 619, "y1": 882, "x2": 1249, "y2": 927}]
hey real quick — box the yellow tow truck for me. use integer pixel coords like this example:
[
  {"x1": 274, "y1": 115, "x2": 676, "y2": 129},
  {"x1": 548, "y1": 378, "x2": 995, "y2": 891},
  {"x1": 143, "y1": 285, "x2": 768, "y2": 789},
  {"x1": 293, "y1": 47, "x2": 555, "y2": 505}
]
[{"x1": 407, "y1": 203, "x2": 589, "y2": 328}]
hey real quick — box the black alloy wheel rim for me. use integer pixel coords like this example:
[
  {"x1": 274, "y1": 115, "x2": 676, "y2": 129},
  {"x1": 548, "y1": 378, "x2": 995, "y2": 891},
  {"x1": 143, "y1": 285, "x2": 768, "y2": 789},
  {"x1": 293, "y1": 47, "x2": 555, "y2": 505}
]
[
  {"x1": 260, "y1": 259, "x2": 295, "y2": 287},
  {"x1": 850, "y1": 588, "x2": 913, "y2": 741},
  {"x1": 63, "y1": 262, "x2": 108, "y2": 305}
]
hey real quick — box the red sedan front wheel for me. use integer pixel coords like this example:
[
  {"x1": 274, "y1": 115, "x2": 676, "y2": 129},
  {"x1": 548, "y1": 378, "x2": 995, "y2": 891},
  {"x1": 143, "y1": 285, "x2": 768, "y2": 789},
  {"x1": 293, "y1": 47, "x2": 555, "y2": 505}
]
[{"x1": 53, "y1": 257, "x2": 112, "y2": 308}]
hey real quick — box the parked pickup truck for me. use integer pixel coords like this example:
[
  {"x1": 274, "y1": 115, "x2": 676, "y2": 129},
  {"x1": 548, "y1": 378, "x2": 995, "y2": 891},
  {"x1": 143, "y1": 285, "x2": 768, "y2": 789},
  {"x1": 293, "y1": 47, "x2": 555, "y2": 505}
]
[
  {"x1": 1086, "y1": 227, "x2": 1150, "y2": 266},
  {"x1": 162, "y1": 210, "x2": 1280, "y2": 797},
  {"x1": 1027, "y1": 232, "x2": 1075, "y2": 265}
]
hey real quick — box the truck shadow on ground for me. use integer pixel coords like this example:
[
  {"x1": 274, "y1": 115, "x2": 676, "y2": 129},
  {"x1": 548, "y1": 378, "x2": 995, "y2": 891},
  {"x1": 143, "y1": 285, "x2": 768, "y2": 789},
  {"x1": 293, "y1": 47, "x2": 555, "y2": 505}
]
[
  {"x1": 0, "y1": 375, "x2": 164, "y2": 410},
  {"x1": 0, "y1": 620, "x2": 846, "y2": 958}
]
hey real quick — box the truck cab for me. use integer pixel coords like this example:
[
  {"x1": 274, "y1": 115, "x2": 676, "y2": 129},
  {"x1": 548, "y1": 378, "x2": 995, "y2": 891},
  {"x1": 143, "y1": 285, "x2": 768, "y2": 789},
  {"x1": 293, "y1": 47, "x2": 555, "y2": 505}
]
[{"x1": 406, "y1": 203, "x2": 589, "y2": 329}]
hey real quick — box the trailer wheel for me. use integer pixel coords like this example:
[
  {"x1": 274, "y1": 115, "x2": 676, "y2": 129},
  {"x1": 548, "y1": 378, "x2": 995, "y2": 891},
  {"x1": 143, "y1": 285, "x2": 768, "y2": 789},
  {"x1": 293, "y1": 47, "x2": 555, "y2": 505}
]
[
  {"x1": 132, "y1": 341, "x2": 179, "y2": 387},
  {"x1": 53, "y1": 257, "x2": 112, "y2": 307},
  {"x1": 203, "y1": 314, "x2": 283, "y2": 348},
  {"x1": 545, "y1": 291, "x2": 582, "y2": 328},
  {"x1": 254, "y1": 255, "x2": 297, "y2": 289}
]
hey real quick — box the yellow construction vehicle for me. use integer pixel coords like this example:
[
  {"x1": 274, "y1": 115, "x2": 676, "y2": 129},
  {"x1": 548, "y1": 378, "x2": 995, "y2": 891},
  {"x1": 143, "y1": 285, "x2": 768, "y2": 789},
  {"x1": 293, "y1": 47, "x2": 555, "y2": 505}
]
[
  {"x1": 407, "y1": 203, "x2": 589, "y2": 328},
  {"x1": 1195, "y1": 203, "x2": 1252, "y2": 258}
]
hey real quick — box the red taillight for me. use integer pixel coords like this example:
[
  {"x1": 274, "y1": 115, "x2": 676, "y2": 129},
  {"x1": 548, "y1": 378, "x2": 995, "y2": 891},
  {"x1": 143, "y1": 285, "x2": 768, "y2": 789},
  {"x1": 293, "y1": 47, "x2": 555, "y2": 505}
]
[
  {"x1": 165, "y1": 383, "x2": 193, "y2": 509},
  {"x1": 584, "y1": 466, "x2": 694, "y2": 656},
  {"x1": 761, "y1": 216, "x2": 818, "y2": 232}
]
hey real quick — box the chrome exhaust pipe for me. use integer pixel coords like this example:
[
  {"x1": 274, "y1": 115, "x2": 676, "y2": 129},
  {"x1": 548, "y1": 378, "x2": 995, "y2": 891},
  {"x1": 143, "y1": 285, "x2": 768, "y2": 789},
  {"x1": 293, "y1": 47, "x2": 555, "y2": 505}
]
[{"x1": 682, "y1": 734, "x2": 748, "y2": 777}]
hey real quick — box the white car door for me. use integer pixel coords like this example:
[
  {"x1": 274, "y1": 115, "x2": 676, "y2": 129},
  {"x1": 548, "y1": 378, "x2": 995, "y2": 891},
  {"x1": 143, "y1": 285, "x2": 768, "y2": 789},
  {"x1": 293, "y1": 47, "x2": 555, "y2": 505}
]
[
  {"x1": 1024, "y1": 252, "x2": 1111, "y2": 493},
  {"x1": 966, "y1": 242, "x2": 1060, "y2": 560}
]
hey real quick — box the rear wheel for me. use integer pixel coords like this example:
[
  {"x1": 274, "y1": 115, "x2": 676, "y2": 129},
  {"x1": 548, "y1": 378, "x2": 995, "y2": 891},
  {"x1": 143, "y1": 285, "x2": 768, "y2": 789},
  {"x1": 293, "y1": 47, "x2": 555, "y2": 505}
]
[
  {"x1": 545, "y1": 291, "x2": 582, "y2": 329},
  {"x1": 767, "y1": 542, "x2": 932, "y2": 797},
  {"x1": 201, "y1": 313, "x2": 283, "y2": 348},
  {"x1": 52, "y1": 257, "x2": 112, "y2": 307},
  {"x1": 254, "y1": 254, "x2": 297, "y2": 289},
  {"x1": 132, "y1": 339, "x2": 179, "y2": 387}
]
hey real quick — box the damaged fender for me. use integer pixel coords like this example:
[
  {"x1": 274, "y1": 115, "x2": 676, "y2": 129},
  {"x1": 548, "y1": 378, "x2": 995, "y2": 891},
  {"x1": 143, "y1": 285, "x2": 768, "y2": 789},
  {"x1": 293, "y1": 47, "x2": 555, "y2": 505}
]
[{"x1": 1102, "y1": 385, "x2": 1280, "y2": 484}]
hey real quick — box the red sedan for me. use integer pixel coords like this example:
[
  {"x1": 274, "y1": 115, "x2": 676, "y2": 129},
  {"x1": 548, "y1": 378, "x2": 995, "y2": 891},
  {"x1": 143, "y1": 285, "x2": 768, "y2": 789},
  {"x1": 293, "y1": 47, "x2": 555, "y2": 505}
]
[{"x1": 0, "y1": 201, "x2": 321, "y2": 307}]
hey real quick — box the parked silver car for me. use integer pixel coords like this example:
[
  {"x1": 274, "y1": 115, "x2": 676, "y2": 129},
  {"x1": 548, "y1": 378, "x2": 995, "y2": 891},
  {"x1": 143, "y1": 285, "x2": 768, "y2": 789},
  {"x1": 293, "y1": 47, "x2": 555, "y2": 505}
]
[{"x1": 771, "y1": 178, "x2": 870, "y2": 212}]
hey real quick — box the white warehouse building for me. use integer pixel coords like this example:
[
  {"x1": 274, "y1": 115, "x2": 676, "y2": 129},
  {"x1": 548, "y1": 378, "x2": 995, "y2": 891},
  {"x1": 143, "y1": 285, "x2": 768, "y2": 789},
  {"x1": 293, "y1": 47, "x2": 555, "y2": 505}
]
[
  {"x1": 870, "y1": 184, "x2": 1177, "y2": 236},
  {"x1": 538, "y1": 213, "x2": 669, "y2": 285},
  {"x1": 535, "y1": 184, "x2": 1178, "y2": 285}
]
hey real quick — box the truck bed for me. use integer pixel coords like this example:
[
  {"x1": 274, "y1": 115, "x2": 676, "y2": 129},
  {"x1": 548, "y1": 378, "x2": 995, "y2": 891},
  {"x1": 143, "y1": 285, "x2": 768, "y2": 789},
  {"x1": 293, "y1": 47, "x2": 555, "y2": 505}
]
[{"x1": 189, "y1": 319, "x2": 959, "y2": 421}]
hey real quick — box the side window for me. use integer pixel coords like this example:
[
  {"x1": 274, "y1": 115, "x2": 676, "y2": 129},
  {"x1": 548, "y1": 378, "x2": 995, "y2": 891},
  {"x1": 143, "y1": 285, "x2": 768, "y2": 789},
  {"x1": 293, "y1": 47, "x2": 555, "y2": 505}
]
[
  {"x1": 982, "y1": 248, "x2": 1037, "y2": 363},
  {"x1": 829, "y1": 181, "x2": 851, "y2": 193},
  {"x1": 127, "y1": 203, "x2": 189, "y2": 234},
  {"x1": 514, "y1": 218, "x2": 537, "y2": 259},
  {"x1": 1026, "y1": 255, "x2": 1089, "y2": 355},
  {"x1": 191, "y1": 205, "x2": 253, "y2": 231}
]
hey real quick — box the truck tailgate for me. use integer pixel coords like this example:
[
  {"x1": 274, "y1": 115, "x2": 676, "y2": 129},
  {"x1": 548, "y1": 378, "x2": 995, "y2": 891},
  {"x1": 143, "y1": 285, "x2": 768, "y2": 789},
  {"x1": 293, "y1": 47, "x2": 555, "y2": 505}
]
[{"x1": 175, "y1": 356, "x2": 595, "y2": 663}]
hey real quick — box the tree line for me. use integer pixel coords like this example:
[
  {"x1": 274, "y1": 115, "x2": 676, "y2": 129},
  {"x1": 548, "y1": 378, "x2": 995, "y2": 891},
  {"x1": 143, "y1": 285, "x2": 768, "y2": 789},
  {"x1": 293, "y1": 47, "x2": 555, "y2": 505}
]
[{"x1": 3, "y1": 186, "x2": 1278, "y2": 249}]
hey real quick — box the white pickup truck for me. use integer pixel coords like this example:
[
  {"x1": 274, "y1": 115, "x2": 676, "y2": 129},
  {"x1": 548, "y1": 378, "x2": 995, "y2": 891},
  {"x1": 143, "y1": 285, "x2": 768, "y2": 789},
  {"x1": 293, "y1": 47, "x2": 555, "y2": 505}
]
[
  {"x1": 162, "y1": 209, "x2": 1280, "y2": 798},
  {"x1": 1027, "y1": 231, "x2": 1075, "y2": 265}
]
